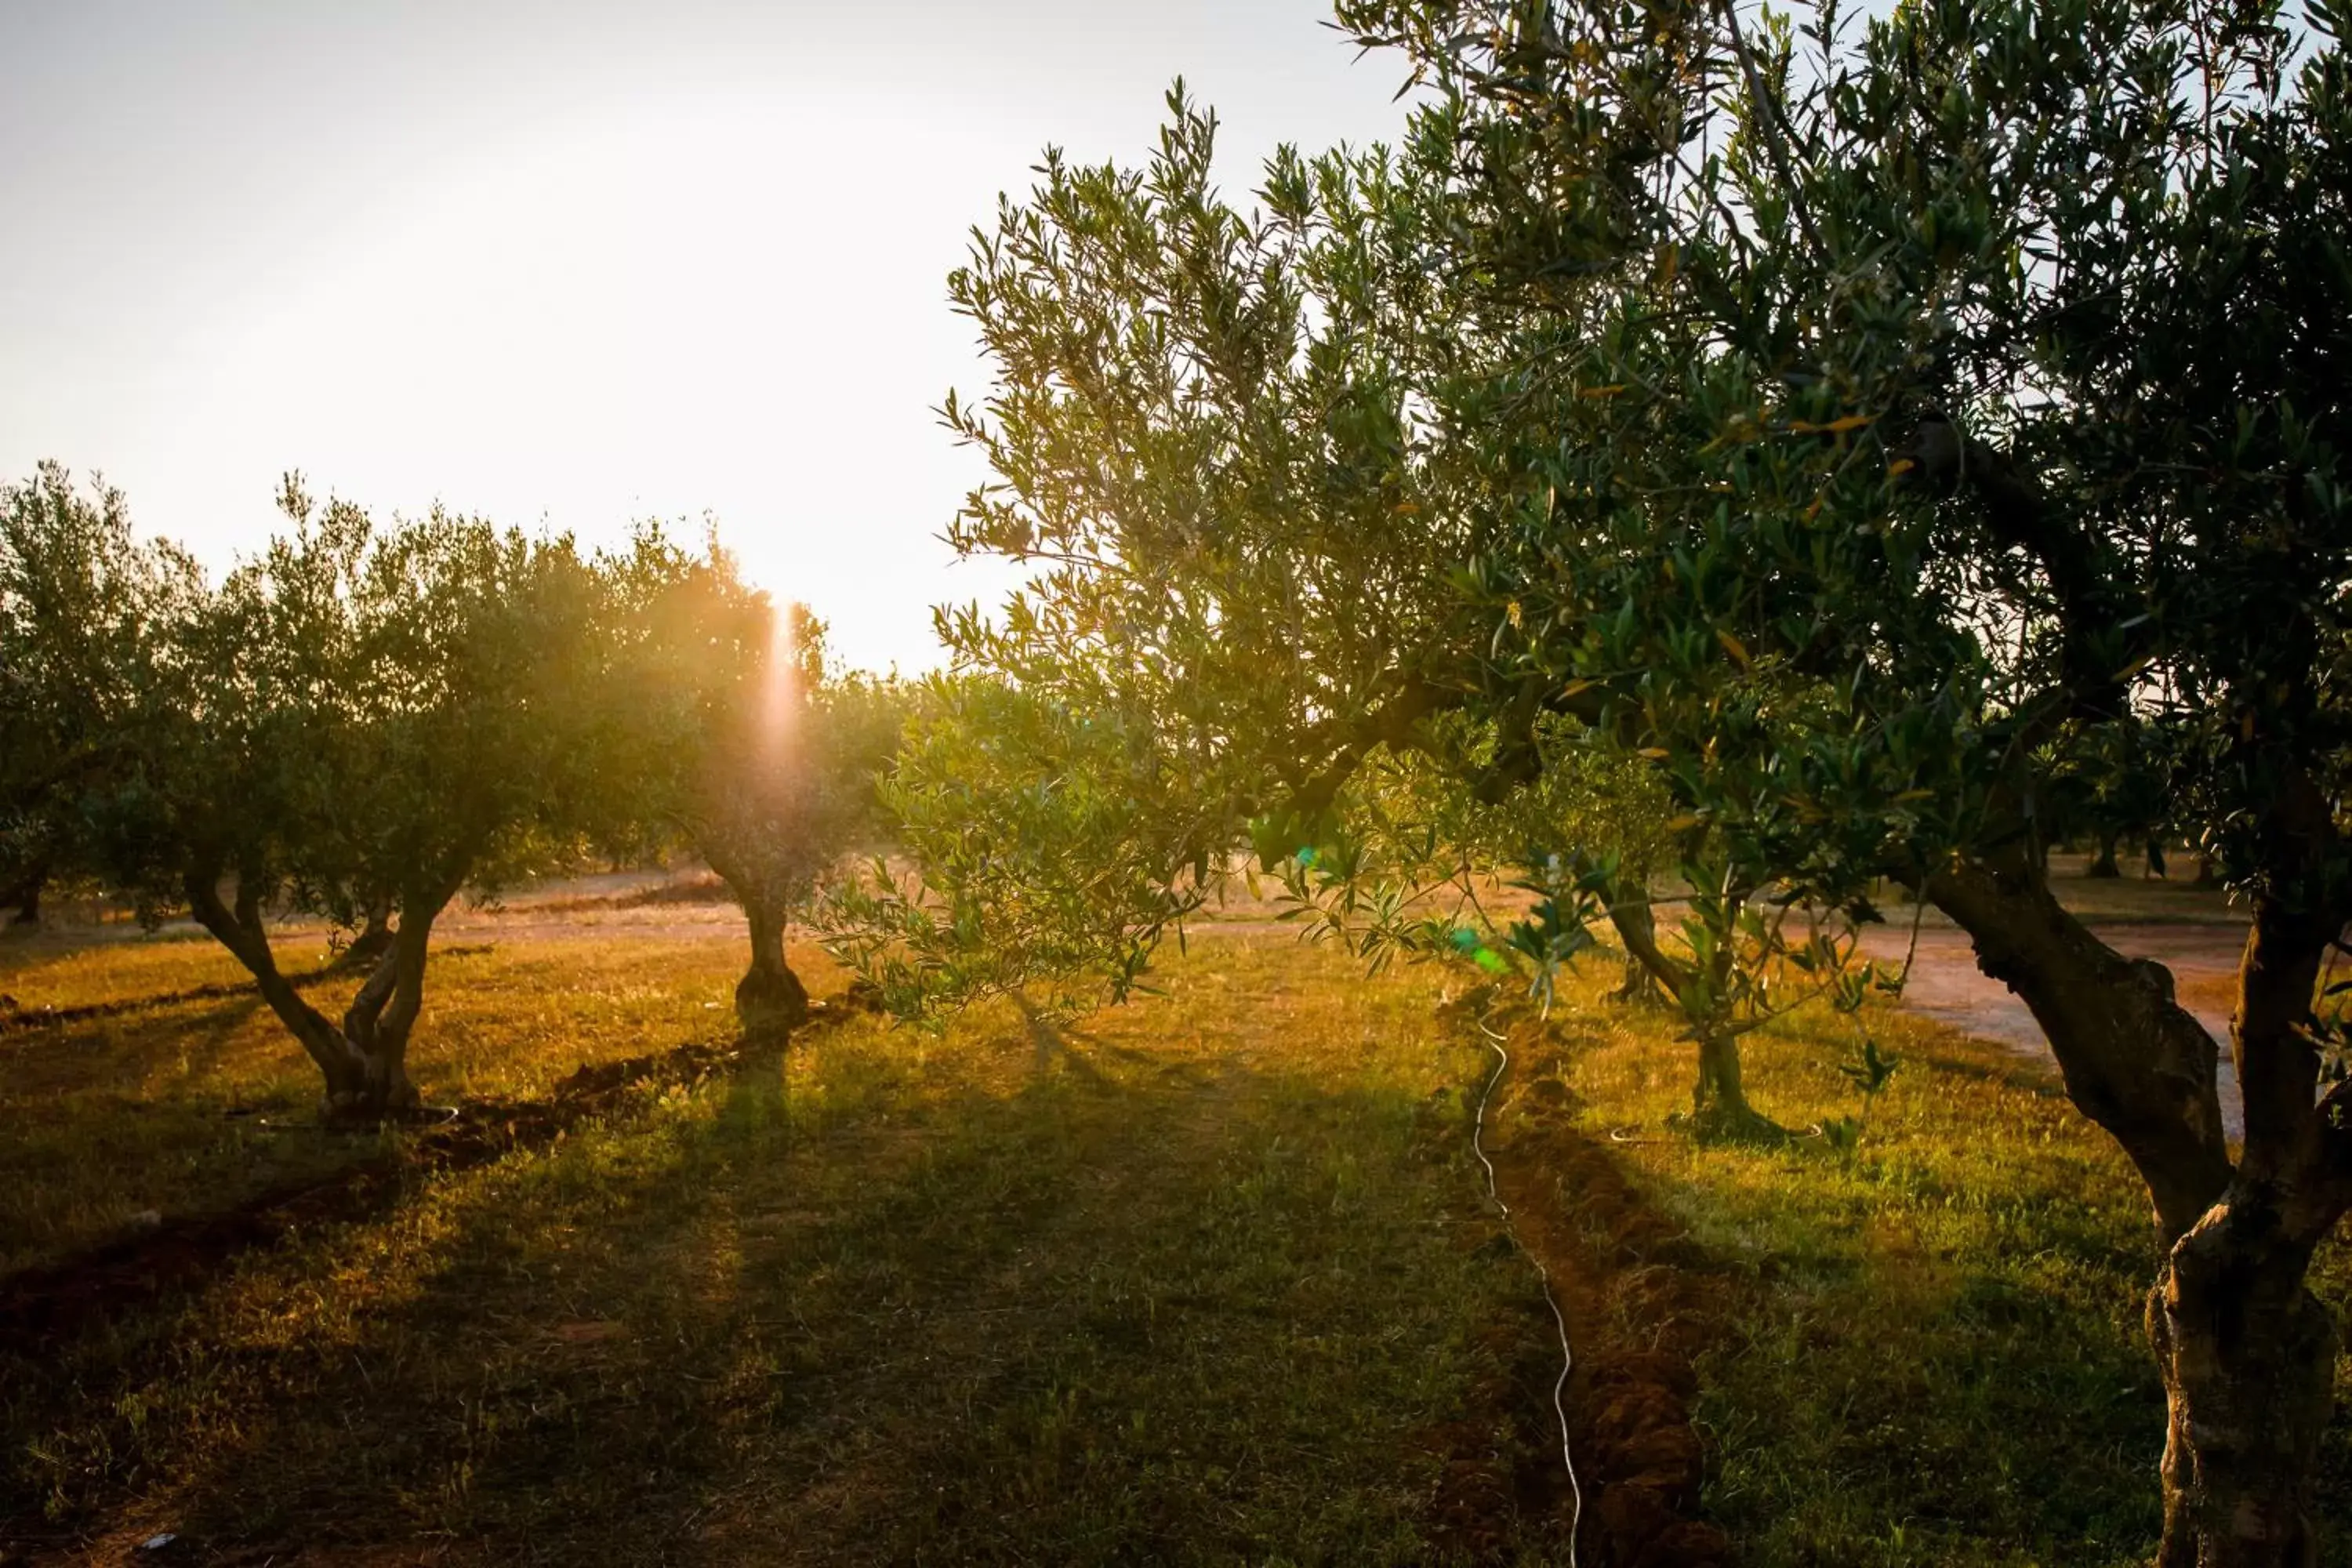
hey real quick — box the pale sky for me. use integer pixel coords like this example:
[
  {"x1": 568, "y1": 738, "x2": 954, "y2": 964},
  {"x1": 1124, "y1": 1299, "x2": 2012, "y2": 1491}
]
[{"x1": 0, "y1": 2, "x2": 1419, "y2": 673}]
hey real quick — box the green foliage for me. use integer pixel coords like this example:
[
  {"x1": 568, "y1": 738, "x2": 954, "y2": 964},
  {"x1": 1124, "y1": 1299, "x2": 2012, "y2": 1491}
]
[
  {"x1": 899, "y1": 0, "x2": 2346, "y2": 1069},
  {"x1": 1327, "y1": 0, "x2": 2350, "y2": 911},
  {"x1": 1821, "y1": 1034, "x2": 1902, "y2": 1156},
  {"x1": 0, "y1": 464, "x2": 199, "y2": 905},
  {"x1": 819, "y1": 674, "x2": 1217, "y2": 1018},
  {"x1": 3, "y1": 468, "x2": 728, "y2": 1104},
  {"x1": 859, "y1": 70, "x2": 1927, "y2": 1056},
  {"x1": 628, "y1": 538, "x2": 906, "y2": 934},
  {"x1": 876, "y1": 8, "x2": 2349, "y2": 1536},
  {"x1": 99, "y1": 477, "x2": 647, "y2": 925}
]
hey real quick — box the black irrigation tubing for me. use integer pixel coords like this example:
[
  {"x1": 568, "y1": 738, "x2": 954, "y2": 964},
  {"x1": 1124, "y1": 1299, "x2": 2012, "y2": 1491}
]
[{"x1": 1472, "y1": 1013, "x2": 1584, "y2": 1568}]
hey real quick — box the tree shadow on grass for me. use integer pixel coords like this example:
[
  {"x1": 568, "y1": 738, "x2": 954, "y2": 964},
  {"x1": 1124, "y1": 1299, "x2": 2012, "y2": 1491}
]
[
  {"x1": 26, "y1": 978, "x2": 2327, "y2": 1568},
  {"x1": 111, "y1": 1015, "x2": 1568, "y2": 1567}
]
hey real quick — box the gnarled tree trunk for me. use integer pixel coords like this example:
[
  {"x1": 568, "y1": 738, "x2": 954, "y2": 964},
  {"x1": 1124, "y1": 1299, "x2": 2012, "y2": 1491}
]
[
  {"x1": 1930, "y1": 848, "x2": 2350, "y2": 1566},
  {"x1": 183, "y1": 860, "x2": 442, "y2": 1120},
  {"x1": 2149, "y1": 1217, "x2": 2334, "y2": 1567},
  {"x1": 332, "y1": 897, "x2": 395, "y2": 972},
  {"x1": 336, "y1": 903, "x2": 435, "y2": 1116},
  {"x1": 735, "y1": 896, "x2": 809, "y2": 1035}
]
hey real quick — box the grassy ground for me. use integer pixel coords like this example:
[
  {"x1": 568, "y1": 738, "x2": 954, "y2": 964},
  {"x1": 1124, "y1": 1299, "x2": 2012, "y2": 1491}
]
[
  {"x1": 0, "y1": 927, "x2": 769, "y2": 1276},
  {"x1": 1522, "y1": 964, "x2": 2352, "y2": 1566},
  {"x1": 2, "y1": 912, "x2": 2347, "y2": 1565},
  {"x1": 2, "y1": 930, "x2": 1566, "y2": 1565}
]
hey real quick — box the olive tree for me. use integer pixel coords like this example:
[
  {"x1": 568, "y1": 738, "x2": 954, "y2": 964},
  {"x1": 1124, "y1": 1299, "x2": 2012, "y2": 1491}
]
[
  {"x1": 626, "y1": 539, "x2": 905, "y2": 1031},
  {"x1": 862, "y1": 89, "x2": 1890, "y2": 1142},
  {"x1": 96, "y1": 478, "x2": 656, "y2": 1116},
  {"x1": 823, "y1": 672, "x2": 1219, "y2": 1018},
  {"x1": 0, "y1": 464, "x2": 196, "y2": 925},
  {"x1": 862, "y1": 0, "x2": 2349, "y2": 1549},
  {"x1": 1319, "y1": 0, "x2": 2351, "y2": 1555}
]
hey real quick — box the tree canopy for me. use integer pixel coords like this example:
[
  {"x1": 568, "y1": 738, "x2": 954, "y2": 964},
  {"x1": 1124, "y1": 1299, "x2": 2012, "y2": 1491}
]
[
  {"x1": 632, "y1": 542, "x2": 905, "y2": 1029},
  {"x1": 0, "y1": 464, "x2": 197, "y2": 923},
  {"x1": 866, "y1": 0, "x2": 2350, "y2": 1558},
  {"x1": 5, "y1": 475, "x2": 697, "y2": 1113}
]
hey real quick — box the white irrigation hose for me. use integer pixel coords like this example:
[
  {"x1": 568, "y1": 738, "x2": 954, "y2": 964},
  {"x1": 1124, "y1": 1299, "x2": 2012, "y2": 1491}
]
[{"x1": 1472, "y1": 1016, "x2": 1584, "y2": 1566}]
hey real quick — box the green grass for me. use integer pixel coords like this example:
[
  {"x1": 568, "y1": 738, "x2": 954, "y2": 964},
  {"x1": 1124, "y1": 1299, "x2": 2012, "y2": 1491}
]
[
  {"x1": 1530, "y1": 962, "x2": 2352, "y2": 1566},
  {"x1": 4, "y1": 919, "x2": 2348, "y2": 1565}
]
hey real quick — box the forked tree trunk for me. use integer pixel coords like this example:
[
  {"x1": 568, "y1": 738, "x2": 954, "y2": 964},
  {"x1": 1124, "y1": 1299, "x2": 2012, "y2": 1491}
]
[
  {"x1": 735, "y1": 897, "x2": 809, "y2": 1034},
  {"x1": 336, "y1": 907, "x2": 434, "y2": 1116},
  {"x1": 183, "y1": 860, "x2": 441, "y2": 1120},
  {"x1": 1930, "y1": 848, "x2": 2350, "y2": 1568}
]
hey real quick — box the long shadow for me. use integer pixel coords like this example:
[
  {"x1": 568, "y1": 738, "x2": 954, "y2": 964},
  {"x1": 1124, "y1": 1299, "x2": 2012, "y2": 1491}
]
[
  {"x1": 0, "y1": 965, "x2": 343, "y2": 1038},
  {"x1": 15, "y1": 990, "x2": 2287, "y2": 1568},
  {"x1": 1576, "y1": 1105, "x2": 2343, "y2": 1561},
  {"x1": 0, "y1": 1010, "x2": 825, "y2": 1352},
  {"x1": 88, "y1": 1025, "x2": 1576, "y2": 1566}
]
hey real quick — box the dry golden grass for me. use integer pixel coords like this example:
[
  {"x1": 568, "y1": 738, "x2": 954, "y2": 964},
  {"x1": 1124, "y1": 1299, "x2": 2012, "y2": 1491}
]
[
  {"x1": 4, "y1": 931, "x2": 1561, "y2": 1566},
  {"x1": 0, "y1": 924, "x2": 844, "y2": 1276}
]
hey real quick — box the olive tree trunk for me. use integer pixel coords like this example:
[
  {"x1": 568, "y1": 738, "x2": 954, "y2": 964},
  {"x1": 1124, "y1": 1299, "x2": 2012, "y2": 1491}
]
[
  {"x1": 735, "y1": 895, "x2": 809, "y2": 1034},
  {"x1": 1693, "y1": 1029, "x2": 1761, "y2": 1120},
  {"x1": 183, "y1": 860, "x2": 452, "y2": 1119},
  {"x1": 1608, "y1": 949, "x2": 1663, "y2": 1004},
  {"x1": 336, "y1": 903, "x2": 440, "y2": 1116},
  {"x1": 331, "y1": 897, "x2": 395, "y2": 972},
  {"x1": 2, "y1": 859, "x2": 45, "y2": 926},
  {"x1": 2088, "y1": 831, "x2": 2123, "y2": 877},
  {"x1": 2149, "y1": 1221, "x2": 2334, "y2": 1567},
  {"x1": 1931, "y1": 850, "x2": 2350, "y2": 1567},
  {"x1": 1604, "y1": 886, "x2": 1780, "y2": 1139}
]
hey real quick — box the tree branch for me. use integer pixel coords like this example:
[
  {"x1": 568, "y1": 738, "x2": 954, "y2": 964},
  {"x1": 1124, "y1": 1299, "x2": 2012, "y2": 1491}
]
[
  {"x1": 1928, "y1": 850, "x2": 2233, "y2": 1242},
  {"x1": 1898, "y1": 415, "x2": 2140, "y2": 717}
]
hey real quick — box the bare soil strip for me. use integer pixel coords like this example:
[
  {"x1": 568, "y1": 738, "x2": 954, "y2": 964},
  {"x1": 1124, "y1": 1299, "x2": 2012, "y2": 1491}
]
[
  {"x1": 1863, "y1": 920, "x2": 2252, "y2": 1137},
  {"x1": 1436, "y1": 999, "x2": 1736, "y2": 1568}
]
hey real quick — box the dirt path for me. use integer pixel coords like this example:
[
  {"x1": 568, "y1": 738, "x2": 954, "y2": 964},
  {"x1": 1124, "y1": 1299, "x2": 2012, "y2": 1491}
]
[{"x1": 1862, "y1": 920, "x2": 2251, "y2": 1138}]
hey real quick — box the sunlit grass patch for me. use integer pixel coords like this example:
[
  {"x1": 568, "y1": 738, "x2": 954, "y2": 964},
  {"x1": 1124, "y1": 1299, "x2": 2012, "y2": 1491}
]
[
  {"x1": 0, "y1": 928, "x2": 267, "y2": 1013},
  {"x1": 0, "y1": 932, "x2": 825, "y2": 1274},
  {"x1": 9, "y1": 923, "x2": 2345, "y2": 1565},
  {"x1": 5, "y1": 936, "x2": 1573, "y2": 1565}
]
